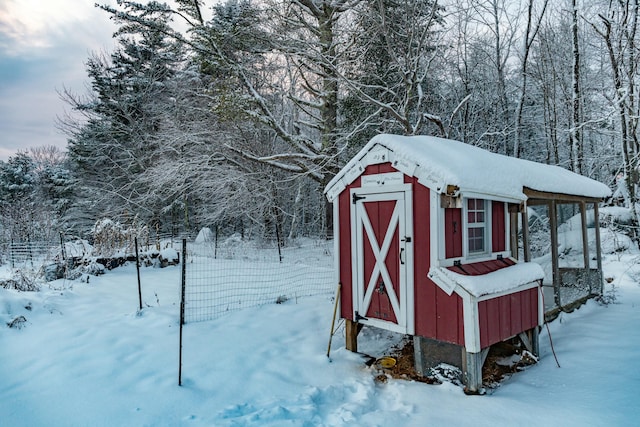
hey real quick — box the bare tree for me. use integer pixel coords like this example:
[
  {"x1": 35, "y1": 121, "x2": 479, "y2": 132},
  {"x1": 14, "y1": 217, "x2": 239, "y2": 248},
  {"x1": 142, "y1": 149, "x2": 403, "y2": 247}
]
[
  {"x1": 590, "y1": 1, "x2": 639, "y2": 203},
  {"x1": 570, "y1": 0, "x2": 582, "y2": 173},
  {"x1": 513, "y1": 0, "x2": 549, "y2": 158}
]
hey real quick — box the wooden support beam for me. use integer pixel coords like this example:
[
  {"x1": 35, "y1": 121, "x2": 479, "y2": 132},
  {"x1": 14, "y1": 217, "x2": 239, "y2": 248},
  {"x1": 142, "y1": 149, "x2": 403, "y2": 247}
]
[
  {"x1": 510, "y1": 208, "x2": 519, "y2": 260},
  {"x1": 580, "y1": 202, "x2": 590, "y2": 269},
  {"x1": 531, "y1": 326, "x2": 540, "y2": 358},
  {"x1": 519, "y1": 331, "x2": 532, "y2": 353},
  {"x1": 594, "y1": 203, "x2": 604, "y2": 294},
  {"x1": 518, "y1": 327, "x2": 540, "y2": 358},
  {"x1": 523, "y1": 187, "x2": 602, "y2": 203},
  {"x1": 549, "y1": 201, "x2": 561, "y2": 307},
  {"x1": 463, "y1": 348, "x2": 489, "y2": 394},
  {"x1": 345, "y1": 319, "x2": 360, "y2": 352}
]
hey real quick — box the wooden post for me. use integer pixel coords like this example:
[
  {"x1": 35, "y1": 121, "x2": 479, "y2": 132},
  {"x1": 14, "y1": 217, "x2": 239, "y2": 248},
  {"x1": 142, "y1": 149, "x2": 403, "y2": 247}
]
[
  {"x1": 345, "y1": 319, "x2": 359, "y2": 352},
  {"x1": 518, "y1": 327, "x2": 540, "y2": 358},
  {"x1": 531, "y1": 326, "x2": 540, "y2": 358},
  {"x1": 594, "y1": 203, "x2": 604, "y2": 294},
  {"x1": 463, "y1": 349, "x2": 489, "y2": 394},
  {"x1": 549, "y1": 201, "x2": 561, "y2": 307},
  {"x1": 580, "y1": 202, "x2": 590, "y2": 269}
]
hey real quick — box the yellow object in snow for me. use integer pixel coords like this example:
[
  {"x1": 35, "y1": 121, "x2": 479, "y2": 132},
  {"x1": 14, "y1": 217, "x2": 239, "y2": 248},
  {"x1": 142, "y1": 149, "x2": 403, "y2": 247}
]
[{"x1": 376, "y1": 357, "x2": 397, "y2": 369}]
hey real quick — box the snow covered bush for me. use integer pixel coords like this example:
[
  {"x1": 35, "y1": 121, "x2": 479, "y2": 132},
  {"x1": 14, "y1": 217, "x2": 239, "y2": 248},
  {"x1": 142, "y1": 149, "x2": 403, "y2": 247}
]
[
  {"x1": 6, "y1": 315, "x2": 27, "y2": 329},
  {"x1": 1, "y1": 269, "x2": 41, "y2": 292}
]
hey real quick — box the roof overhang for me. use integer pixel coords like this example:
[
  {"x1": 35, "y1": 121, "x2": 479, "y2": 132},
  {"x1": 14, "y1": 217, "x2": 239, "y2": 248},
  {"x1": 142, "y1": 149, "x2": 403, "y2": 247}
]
[{"x1": 523, "y1": 187, "x2": 605, "y2": 204}]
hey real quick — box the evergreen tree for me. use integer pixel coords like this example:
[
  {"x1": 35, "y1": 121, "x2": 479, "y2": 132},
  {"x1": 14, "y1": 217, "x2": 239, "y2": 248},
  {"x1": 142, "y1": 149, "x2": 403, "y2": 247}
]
[{"x1": 65, "y1": 5, "x2": 183, "y2": 228}]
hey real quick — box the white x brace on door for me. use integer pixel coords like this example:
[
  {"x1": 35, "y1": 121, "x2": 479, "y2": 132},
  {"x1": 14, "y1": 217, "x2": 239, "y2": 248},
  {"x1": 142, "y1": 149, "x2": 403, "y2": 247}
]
[{"x1": 350, "y1": 184, "x2": 413, "y2": 334}]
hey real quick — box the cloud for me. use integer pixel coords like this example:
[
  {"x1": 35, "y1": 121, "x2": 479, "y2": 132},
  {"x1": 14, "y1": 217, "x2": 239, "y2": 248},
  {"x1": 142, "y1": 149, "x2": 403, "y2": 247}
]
[
  {"x1": 0, "y1": 0, "x2": 117, "y2": 54},
  {"x1": 0, "y1": 0, "x2": 118, "y2": 161}
]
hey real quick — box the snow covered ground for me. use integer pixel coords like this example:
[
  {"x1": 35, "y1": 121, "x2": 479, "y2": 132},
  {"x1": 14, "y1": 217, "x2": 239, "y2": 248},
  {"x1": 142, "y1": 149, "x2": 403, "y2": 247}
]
[{"x1": 1, "y1": 247, "x2": 639, "y2": 426}]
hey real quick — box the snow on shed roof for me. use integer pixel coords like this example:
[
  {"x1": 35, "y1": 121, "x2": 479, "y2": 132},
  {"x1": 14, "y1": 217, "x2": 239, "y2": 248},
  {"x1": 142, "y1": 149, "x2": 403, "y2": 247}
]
[
  {"x1": 429, "y1": 262, "x2": 544, "y2": 298},
  {"x1": 325, "y1": 134, "x2": 611, "y2": 202}
]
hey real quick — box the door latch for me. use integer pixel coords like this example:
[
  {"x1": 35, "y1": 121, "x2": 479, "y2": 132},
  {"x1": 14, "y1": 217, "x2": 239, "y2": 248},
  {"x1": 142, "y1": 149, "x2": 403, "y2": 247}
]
[{"x1": 352, "y1": 193, "x2": 366, "y2": 204}]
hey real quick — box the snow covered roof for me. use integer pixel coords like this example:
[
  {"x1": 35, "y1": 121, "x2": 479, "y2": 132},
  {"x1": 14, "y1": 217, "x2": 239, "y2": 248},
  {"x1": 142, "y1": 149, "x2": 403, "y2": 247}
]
[{"x1": 325, "y1": 134, "x2": 611, "y2": 202}]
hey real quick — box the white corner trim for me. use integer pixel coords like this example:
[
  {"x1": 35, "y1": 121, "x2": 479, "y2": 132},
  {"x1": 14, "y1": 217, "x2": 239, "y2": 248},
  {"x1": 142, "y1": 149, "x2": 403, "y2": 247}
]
[
  {"x1": 343, "y1": 162, "x2": 365, "y2": 186},
  {"x1": 460, "y1": 290, "x2": 481, "y2": 353},
  {"x1": 475, "y1": 280, "x2": 540, "y2": 302},
  {"x1": 404, "y1": 187, "x2": 415, "y2": 335},
  {"x1": 365, "y1": 145, "x2": 390, "y2": 165},
  {"x1": 326, "y1": 179, "x2": 346, "y2": 202},
  {"x1": 392, "y1": 157, "x2": 418, "y2": 177},
  {"x1": 537, "y1": 281, "x2": 544, "y2": 326},
  {"x1": 414, "y1": 167, "x2": 446, "y2": 194},
  {"x1": 430, "y1": 190, "x2": 440, "y2": 268},
  {"x1": 460, "y1": 190, "x2": 522, "y2": 204}
]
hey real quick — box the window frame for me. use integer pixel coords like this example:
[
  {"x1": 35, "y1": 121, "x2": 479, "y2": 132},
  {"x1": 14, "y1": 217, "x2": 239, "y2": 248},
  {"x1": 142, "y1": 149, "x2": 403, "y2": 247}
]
[{"x1": 464, "y1": 198, "x2": 491, "y2": 257}]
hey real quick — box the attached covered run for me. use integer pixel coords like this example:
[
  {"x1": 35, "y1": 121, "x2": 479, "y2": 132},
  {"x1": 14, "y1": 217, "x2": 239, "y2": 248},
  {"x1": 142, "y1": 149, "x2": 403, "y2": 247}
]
[{"x1": 325, "y1": 134, "x2": 611, "y2": 393}]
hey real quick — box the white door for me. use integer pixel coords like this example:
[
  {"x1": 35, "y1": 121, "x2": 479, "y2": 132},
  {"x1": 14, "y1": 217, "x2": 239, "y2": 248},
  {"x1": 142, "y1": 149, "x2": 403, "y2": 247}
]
[{"x1": 351, "y1": 185, "x2": 413, "y2": 334}]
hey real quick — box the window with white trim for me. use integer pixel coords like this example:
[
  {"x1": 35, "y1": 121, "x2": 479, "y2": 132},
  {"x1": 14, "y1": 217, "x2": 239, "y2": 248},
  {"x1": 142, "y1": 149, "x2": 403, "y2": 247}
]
[{"x1": 466, "y1": 198, "x2": 487, "y2": 254}]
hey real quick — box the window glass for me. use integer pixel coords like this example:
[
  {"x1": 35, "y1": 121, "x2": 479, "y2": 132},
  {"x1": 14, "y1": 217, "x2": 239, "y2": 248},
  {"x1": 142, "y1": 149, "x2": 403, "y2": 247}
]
[{"x1": 467, "y1": 198, "x2": 486, "y2": 254}]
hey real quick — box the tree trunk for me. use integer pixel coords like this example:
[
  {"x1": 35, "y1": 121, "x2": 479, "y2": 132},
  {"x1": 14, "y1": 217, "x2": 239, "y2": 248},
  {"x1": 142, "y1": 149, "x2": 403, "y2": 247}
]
[{"x1": 570, "y1": 0, "x2": 583, "y2": 173}]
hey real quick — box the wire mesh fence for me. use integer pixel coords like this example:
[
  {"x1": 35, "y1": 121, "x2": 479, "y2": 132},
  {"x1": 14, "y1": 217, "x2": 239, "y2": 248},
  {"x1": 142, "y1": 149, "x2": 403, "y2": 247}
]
[
  {"x1": 182, "y1": 237, "x2": 335, "y2": 323},
  {"x1": 7, "y1": 241, "x2": 62, "y2": 269}
]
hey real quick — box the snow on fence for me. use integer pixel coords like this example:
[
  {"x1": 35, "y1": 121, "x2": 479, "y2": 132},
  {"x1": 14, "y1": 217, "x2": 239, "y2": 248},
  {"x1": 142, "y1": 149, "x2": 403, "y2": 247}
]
[{"x1": 181, "y1": 236, "x2": 335, "y2": 323}]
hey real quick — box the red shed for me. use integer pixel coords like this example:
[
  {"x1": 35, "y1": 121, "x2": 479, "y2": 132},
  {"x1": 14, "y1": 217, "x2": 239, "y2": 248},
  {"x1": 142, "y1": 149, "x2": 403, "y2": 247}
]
[{"x1": 325, "y1": 134, "x2": 610, "y2": 392}]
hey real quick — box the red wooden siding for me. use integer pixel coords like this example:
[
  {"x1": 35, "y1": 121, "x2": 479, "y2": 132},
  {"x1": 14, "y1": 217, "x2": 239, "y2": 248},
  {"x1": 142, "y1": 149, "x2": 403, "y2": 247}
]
[
  {"x1": 478, "y1": 287, "x2": 539, "y2": 349},
  {"x1": 410, "y1": 174, "x2": 464, "y2": 346},
  {"x1": 444, "y1": 208, "x2": 462, "y2": 258},
  {"x1": 365, "y1": 163, "x2": 396, "y2": 174},
  {"x1": 492, "y1": 201, "x2": 506, "y2": 252},
  {"x1": 436, "y1": 285, "x2": 465, "y2": 345},
  {"x1": 409, "y1": 178, "x2": 432, "y2": 338}
]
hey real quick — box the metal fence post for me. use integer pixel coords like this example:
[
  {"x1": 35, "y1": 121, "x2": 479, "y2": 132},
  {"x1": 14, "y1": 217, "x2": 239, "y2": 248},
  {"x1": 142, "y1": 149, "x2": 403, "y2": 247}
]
[
  {"x1": 214, "y1": 225, "x2": 219, "y2": 260},
  {"x1": 275, "y1": 222, "x2": 283, "y2": 263},
  {"x1": 178, "y1": 238, "x2": 187, "y2": 386},
  {"x1": 135, "y1": 237, "x2": 142, "y2": 311},
  {"x1": 59, "y1": 232, "x2": 66, "y2": 261}
]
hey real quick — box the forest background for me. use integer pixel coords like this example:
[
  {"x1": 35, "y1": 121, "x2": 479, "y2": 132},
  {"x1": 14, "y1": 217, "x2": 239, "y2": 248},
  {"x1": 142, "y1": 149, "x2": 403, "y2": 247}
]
[{"x1": 1, "y1": 0, "x2": 636, "y2": 245}]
